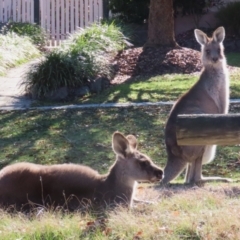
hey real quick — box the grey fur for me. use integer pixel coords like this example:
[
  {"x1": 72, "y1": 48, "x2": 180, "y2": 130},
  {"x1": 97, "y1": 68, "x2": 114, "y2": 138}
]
[{"x1": 162, "y1": 27, "x2": 231, "y2": 185}]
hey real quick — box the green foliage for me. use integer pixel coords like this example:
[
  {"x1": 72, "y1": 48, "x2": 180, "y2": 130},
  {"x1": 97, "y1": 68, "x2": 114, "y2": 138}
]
[
  {"x1": 215, "y1": 2, "x2": 240, "y2": 36},
  {"x1": 25, "y1": 22, "x2": 130, "y2": 99},
  {"x1": 24, "y1": 50, "x2": 91, "y2": 98},
  {"x1": 1, "y1": 21, "x2": 47, "y2": 48},
  {"x1": 174, "y1": 0, "x2": 206, "y2": 16},
  {"x1": 227, "y1": 52, "x2": 240, "y2": 67},
  {"x1": 0, "y1": 32, "x2": 40, "y2": 76},
  {"x1": 109, "y1": 0, "x2": 150, "y2": 23},
  {"x1": 68, "y1": 21, "x2": 130, "y2": 54}
]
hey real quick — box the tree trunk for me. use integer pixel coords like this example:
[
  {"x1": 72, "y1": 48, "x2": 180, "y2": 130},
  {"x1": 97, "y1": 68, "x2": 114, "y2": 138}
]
[
  {"x1": 146, "y1": 0, "x2": 177, "y2": 47},
  {"x1": 176, "y1": 114, "x2": 240, "y2": 145}
]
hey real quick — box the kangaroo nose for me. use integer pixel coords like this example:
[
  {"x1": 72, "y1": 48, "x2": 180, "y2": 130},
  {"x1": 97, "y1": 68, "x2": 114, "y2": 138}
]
[
  {"x1": 212, "y1": 57, "x2": 218, "y2": 62},
  {"x1": 156, "y1": 170, "x2": 163, "y2": 180}
]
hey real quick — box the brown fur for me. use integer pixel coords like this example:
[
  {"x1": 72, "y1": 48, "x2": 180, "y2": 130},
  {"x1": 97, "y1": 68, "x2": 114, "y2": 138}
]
[
  {"x1": 0, "y1": 132, "x2": 163, "y2": 210},
  {"x1": 162, "y1": 27, "x2": 231, "y2": 185}
]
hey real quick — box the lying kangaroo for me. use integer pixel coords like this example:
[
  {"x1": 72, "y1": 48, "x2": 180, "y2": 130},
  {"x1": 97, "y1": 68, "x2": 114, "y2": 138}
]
[
  {"x1": 162, "y1": 27, "x2": 230, "y2": 184},
  {"x1": 0, "y1": 132, "x2": 163, "y2": 210}
]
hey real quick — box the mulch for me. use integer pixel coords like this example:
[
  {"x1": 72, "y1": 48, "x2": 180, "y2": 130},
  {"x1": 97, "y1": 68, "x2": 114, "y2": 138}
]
[
  {"x1": 111, "y1": 28, "x2": 240, "y2": 85},
  {"x1": 111, "y1": 46, "x2": 202, "y2": 84}
]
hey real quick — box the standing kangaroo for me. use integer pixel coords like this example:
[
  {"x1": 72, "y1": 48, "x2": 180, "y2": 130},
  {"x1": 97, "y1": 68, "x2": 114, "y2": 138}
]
[
  {"x1": 0, "y1": 132, "x2": 163, "y2": 210},
  {"x1": 162, "y1": 27, "x2": 230, "y2": 184}
]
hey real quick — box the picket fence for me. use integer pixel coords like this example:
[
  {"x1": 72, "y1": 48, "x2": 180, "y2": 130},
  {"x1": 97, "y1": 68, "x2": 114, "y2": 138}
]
[
  {"x1": 0, "y1": 0, "x2": 34, "y2": 23},
  {"x1": 0, "y1": 0, "x2": 103, "y2": 47}
]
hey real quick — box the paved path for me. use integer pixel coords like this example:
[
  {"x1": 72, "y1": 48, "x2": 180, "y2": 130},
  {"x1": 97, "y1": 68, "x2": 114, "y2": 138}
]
[{"x1": 0, "y1": 59, "x2": 40, "y2": 110}]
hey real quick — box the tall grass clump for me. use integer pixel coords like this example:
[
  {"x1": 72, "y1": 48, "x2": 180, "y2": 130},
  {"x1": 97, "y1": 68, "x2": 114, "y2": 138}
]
[
  {"x1": 216, "y1": 2, "x2": 240, "y2": 36},
  {"x1": 0, "y1": 32, "x2": 40, "y2": 76},
  {"x1": 24, "y1": 50, "x2": 95, "y2": 98},
  {"x1": 1, "y1": 21, "x2": 47, "y2": 48},
  {"x1": 25, "y1": 22, "x2": 131, "y2": 99}
]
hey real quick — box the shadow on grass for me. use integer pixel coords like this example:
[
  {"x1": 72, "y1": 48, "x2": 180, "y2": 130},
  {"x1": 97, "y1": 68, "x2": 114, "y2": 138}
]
[
  {"x1": 1, "y1": 104, "x2": 240, "y2": 180},
  {"x1": 0, "y1": 106, "x2": 170, "y2": 172}
]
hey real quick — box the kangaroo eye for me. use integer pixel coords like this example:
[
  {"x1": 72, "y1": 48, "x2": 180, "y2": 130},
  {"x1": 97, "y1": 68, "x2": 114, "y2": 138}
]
[
  {"x1": 140, "y1": 161, "x2": 149, "y2": 168},
  {"x1": 206, "y1": 50, "x2": 210, "y2": 55}
]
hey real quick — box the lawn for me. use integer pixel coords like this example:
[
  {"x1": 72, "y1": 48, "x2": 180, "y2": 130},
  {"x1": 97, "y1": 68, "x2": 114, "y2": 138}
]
[
  {"x1": 0, "y1": 103, "x2": 240, "y2": 239},
  {"x1": 77, "y1": 70, "x2": 240, "y2": 105}
]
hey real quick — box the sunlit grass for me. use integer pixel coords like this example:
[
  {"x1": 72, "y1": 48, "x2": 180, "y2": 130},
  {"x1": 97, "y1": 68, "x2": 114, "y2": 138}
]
[
  {"x1": 0, "y1": 32, "x2": 40, "y2": 76},
  {"x1": 1, "y1": 184, "x2": 240, "y2": 239},
  {"x1": 77, "y1": 70, "x2": 240, "y2": 104}
]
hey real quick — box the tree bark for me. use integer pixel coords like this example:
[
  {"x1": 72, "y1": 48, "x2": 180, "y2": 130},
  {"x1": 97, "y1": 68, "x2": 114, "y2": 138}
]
[
  {"x1": 176, "y1": 114, "x2": 240, "y2": 145},
  {"x1": 146, "y1": 0, "x2": 177, "y2": 47}
]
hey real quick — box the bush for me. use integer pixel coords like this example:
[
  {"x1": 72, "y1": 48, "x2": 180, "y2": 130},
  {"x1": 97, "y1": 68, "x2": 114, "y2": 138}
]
[
  {"x1": 173, "y1": 0, "x2": 206, "y2": 16},
  {"x1": 24, "y1": 51, "x2": 90, "y2": 98},
  {"x1": 0, "y1": 32, "x2": 40, "y2": 76},
  {"x1": 109, "y1": 0, "x2": 150, "y2": 23},
  {"x1": 1, "y1": 21, "x2": 47, "y2": 48},
  {"x1": 25, "y1": 22, "x2": 131, "y2": 99},
  {"x1": 215, "y1": 2, "x2": 240, "y2": 36}
]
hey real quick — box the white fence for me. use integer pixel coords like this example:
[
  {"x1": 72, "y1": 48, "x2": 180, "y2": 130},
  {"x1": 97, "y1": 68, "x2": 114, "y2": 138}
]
[
  {"x1": 0, "y1": 0, "x2": 103, "y2": 46},
  {"x1": 0, "y1": 0, "x2": 34, "y2": 23},
  {"x1": 41, "y1": 0, "x2": 103, "y2": 47}
]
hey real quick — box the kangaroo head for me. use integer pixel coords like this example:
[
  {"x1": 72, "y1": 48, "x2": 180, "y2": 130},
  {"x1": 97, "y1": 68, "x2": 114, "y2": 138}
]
[
  {"x1": 112, "y1": 132, "x2": 163, "y2": 183},
  {"x1": 194, "y1": 27, "x2": 226, "y2": 66}
]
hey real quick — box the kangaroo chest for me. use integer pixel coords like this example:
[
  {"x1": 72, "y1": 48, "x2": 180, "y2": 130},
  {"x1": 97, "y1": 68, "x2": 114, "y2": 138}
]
[{"x1": 202, "y1": 68, "x2": 229, "y2": 113}]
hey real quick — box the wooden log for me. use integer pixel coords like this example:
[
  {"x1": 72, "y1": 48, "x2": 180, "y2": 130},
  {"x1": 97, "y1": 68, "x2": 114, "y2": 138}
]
[{"x1": 176, "y1": 114, "x2": 240, "y2": 145}]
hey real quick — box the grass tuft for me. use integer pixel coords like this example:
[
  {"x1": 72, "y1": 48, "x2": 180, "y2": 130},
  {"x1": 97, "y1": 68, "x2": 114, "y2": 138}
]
[{"x1": 0, "y1": 32, "x2": 40, "y2": 76}]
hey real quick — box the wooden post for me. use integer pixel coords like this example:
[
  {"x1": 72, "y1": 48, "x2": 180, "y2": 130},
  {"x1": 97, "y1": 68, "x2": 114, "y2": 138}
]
[{"x1": 176, "y1": 114, "x2": 240, "y2": 145}]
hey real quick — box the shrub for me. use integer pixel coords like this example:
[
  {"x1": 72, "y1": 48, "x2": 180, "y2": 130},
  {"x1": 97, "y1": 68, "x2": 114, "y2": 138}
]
[
  {"x1": 25, "y1": 22, "x2": 130, "y2": 99},
  {"x1": 173, "y1": 0, "x2": 206, "y2": 16},
  {"x1": 215, "y1": 2, "x2": 240, "y2": 36},
  {"x1": 1, "y1": 21, "x2": 47, "y2": 48},
  {"x1": 24, "y1": 50, "x2": 97, "y2": 98},
  {"x1": 0, "y1": 32, "x2": 40, "y2": 76},
  {"x1": 109, "y1": 0, "x2": 150, "y2": 23}
]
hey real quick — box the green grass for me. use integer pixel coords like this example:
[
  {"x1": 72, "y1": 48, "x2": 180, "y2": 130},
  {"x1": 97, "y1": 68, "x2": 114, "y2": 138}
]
[
  {"x1": 1, "y1": 186, "x2": 240, "y2": 239},
  {"x1": 74, "y1": 70, "x2": 240, "y2": 104},
  {"x1": 0, "y1": 104, "x2": 240, "y2": 239},
  {"x1": 227, "y1": 52, "x2": 240, "y2": 67},
  {"x1": 31, "y1": 69, "x2": 240, "y2": 107},
  {"x1": 1, "y1": 104, "x2": 240, "y2": 177},
  {"x1": 1, "y1": 104, "x2": 240, "y2": 239},
  {"x1": 80, "y1": 74, "x2": 196, "y2": 104}
]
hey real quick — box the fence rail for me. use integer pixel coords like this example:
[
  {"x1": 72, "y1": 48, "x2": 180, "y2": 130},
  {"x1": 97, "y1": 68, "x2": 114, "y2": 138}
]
[{"x1": 0, "y1": 0, "x2": 103, "y2": 46}]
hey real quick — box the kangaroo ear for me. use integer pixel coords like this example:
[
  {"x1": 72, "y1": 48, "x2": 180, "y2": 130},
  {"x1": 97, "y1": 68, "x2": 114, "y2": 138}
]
[
  {"x1": 194, "y1": 29, "x2": 208, "y2": 45},
  {"x1": 112, "y1": 132, "x2": 133, "y2": 158},
  {"x1": 126, "y1": 135, "x2": 138, "y2": 149},
  {"x1": 213, "y1": 26, "x2": 225, "y2": 43}
]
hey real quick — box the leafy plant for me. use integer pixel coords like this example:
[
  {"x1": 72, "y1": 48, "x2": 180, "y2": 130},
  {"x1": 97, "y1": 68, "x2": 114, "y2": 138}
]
[
  {"x1": 1, "y1": 21, "x2": 47, "y2": 48},
  {"x1": 25, "y1": 22, "x2": 131, "y2": 99},
  {"x1": 215, "y1": 2, "x2": 240, "y2": 36}
]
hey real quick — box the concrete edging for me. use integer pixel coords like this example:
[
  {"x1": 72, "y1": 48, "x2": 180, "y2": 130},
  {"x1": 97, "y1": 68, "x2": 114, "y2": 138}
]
[{"x1": 1, "y1": 99, "x2": 240, "y2": 111}]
